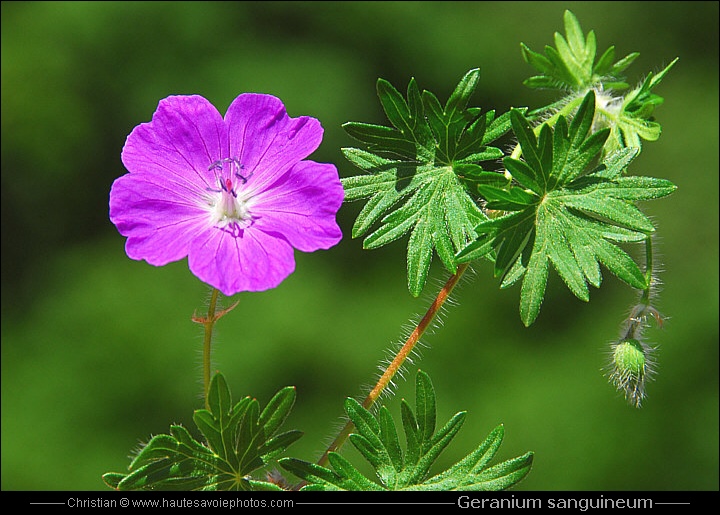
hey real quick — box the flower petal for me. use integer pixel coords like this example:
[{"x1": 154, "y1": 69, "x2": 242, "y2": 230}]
[
  {"x1": 251, "y1": 160, "x2": 344, "y2": 252},
  {"x1": 224, "y1": 94, "x2": 323, "y2": 194},
  {"x1": 110, "y1": 173, "x2": 210, "y2": 265},
  {"x1": 188, "y1": 226, "x2": 296, "y2": 295},
  {"x1": 121, "y1": 95, "x2": 228, "y2": 193}
]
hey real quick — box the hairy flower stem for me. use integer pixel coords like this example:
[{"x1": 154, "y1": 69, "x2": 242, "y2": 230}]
[
  {"x1": 202, "y1": 289, "x2": 220, "y2": 410},
  {"x1": 314, "y1": 263, "x2": 469, "y2": 470},
  {"x1": 192, "y1": 288, "x2": 239, "y2": 411}
]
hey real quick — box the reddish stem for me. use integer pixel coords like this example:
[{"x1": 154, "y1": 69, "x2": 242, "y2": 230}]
[{"x1": 314, "y1": 263, "x2": 469, "y2": 469}]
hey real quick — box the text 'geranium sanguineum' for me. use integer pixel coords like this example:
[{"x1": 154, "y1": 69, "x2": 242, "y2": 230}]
[{"x1": 109, "y1": 94, "x2": 344, "y2": 295}]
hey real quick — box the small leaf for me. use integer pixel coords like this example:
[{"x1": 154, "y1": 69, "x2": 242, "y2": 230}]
[
  {"x1": 207, "y1": 372, "x2": 232, "y2": 421},
  {"x1": 499, "y1": 158, "x2": 542, "y2": 196},
  {"x1": 327, "y1": 453, "x2": 385, "y2": 491},
  {"x1": 350, "y1": 433, "x2": 387, "y2": 473},
  {"x1": 499, "y1": 258, "x2": 526, "y2": 289},
  {"x1": 401, "y1": 399, "x2": 421, "y2": 467},
  {"x1": 102, "y1": 473, "x2": 125, "y2": 490},
  {"x1": 415, "y1": 370, "x2": 437, "y2": 447},
  {"x1": 511, "y1": 109, "x2": 542, "y2": 176},
  {"x1": 520, "y1": 223, "x2": 549, "y2": 327},
  {"x1": 594, "y1": 46, "x2": 616, "y2": 75},
  {"x1": 483, "y1": 109, "x2": 517, "y2": 145},
  {"x1": 377, "y1": 78, "x2": 434, "y2": 161},
  {"x1": 465, "y1": 452, "x2": 534, "y2": 491},
  {"x1": 521, "y1": 10, "x2": 638, "y2": 91},
  {"x1": 279, "y1": 458, "x2": 345, "y2": 490},
  {"x1": 258, "y1": 386, "x2": 296, "y2": 438},
  {"x1": 410, "y1": 412, "x2": 465, "y2": 484},
  {"x1": 246, "y1": 479, "x2": 287, "y2": 491},
  {"x1": 345, "y1": 398, "x2": 382, "y2": 446},
  {"x1": 407, "y1": 216, "x2": 435, "y2": 297},
  {"x1": 378, "y1": 407, "x2": 404, "y2": 474},
  {"x1": 260, "y1": 430, "x2": 304, "y2": 460},
  {"x1": 607, "y1": 176, "x2": 677, "y2": 200},
  {"x1": 545, "y1": 208, "x2": 589, "y2": 301},
  {"x1": 192, "y1": 409, "x2": 223, "y2": 458},
  {"x1": 590, "y1": 237, "x2": 647, "y2": 289},
  {"x1": 344, "y1": 122, "x2": 417, "y2": 159},
  {"x1": 590, "y1": 147, "x2": 638, "y2": 179},
  {"x1": 559, "y1": 192, "x2": 656, "y2": 233}
]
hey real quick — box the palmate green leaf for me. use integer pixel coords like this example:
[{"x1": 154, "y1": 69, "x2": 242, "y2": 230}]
[
  {"x1": 521, "y1": 10, "x2": 639, "y2": 91},
  {"x1": 103, "y1": 373, "x2": 302, "y2": 491},
  {"x1": 521, "y1": 10, "x2": 677, "y2": 158},
  {"x1": 342, "y1": 69, "x2": 509, "y2": 296},
  {"x1": 603, "y1": 58, "x2": 679, "y2": 155},
  {"x1": 279, "y1": 371, "x2": 533, "y2": 491},
  {"x1": 457, "y1": 91, "x2": 676, "y2": 326}
]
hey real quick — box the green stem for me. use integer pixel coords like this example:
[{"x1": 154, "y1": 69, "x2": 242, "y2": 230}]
[
  {"x1": 623, "y1": 236, "x2": 659, "y2": 340},
  {"x1": 314, "y1": 263, "x2": 469, "y2": 469},
  {"x1": 203, "y1": 288, "x2": 220, "y2": 411},
  {"x1": 642, "y1": 235, "x2": 654, "y2": 304},
  {"x1": 192, "y1": 290, "x2": 240, "y2": 410}
]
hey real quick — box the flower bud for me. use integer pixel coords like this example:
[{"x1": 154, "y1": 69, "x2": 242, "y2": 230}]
[
  {"x1": 613, "y1": 338, "x2": 646, "y2": 376},
  {"x1": 608, "y1": 338, "x2": 654, "y2": 408}
]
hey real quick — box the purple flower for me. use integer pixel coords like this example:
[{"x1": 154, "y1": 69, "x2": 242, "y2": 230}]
[{"x1": 109, "y1": 94, "x2": 344, "y2": 295}]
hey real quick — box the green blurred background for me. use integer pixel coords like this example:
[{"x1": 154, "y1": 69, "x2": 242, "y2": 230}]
[{"x1": 2, "y1": 1, "x2": 718, "y2": 491}]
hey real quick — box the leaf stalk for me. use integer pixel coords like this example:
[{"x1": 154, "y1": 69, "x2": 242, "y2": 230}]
[{"x1": 315, "y1": 263, "x2": 469, "y2": 469}]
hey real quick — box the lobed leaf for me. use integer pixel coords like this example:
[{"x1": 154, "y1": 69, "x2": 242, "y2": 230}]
[
  {"x1": 104, "y1": 373, "x2": 301, "y2": 491},
  {"x1": 283, "y1": 371, "x2": 532, "y2": 492},
  {"x1": 521, "y1": 10, "x2": 639, "y2": 92},
  {"x1": 342, "y1": 70, "x2": 505, "y2": 296},
  {"x1": 462, "y1": 91, "x2": 675, "y2": 324}
]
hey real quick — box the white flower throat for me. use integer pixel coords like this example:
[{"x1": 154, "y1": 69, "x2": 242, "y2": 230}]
[{"x1": 207, "y1": 157, "x2": 254, "y2": 229}]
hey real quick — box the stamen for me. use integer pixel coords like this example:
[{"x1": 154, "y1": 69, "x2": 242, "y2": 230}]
[{"x1": 206, "y1": 157, "x2": 253, "y2": 229}]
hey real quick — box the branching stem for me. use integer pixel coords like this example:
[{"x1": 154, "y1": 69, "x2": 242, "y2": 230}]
[
  {"x1": 192, "y1": 288, "x2": 239, "y2": 411},
  {"x1": 202, "y1": 289, "x2": 219, "y2": 410}
]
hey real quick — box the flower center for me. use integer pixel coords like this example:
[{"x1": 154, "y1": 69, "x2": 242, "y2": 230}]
[{"x1": 207, "y1": 157, "x2": 254, "y2": 230}]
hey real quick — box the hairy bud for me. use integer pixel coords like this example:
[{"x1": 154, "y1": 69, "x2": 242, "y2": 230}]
[{"x1": 608, "y1": 338, "x2": 655, "y2": 408}]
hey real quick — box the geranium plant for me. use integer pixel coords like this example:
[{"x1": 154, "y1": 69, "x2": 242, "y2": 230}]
[{"x1": 104, "y1": 11, "x2": 676, "y2": 491}]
